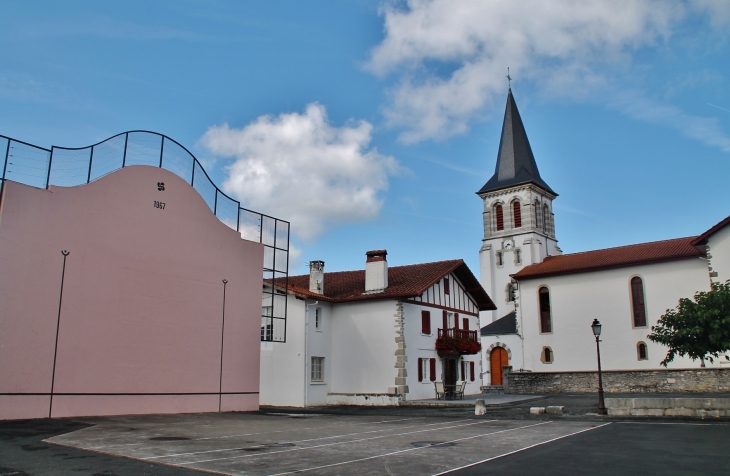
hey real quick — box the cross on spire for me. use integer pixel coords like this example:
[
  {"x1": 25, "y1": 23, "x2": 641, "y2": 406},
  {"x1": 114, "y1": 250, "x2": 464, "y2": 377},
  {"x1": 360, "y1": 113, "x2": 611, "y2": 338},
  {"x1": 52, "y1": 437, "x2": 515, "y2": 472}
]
[{"x1": 506, "y1": 67, "x2": 512, "y2": 90}]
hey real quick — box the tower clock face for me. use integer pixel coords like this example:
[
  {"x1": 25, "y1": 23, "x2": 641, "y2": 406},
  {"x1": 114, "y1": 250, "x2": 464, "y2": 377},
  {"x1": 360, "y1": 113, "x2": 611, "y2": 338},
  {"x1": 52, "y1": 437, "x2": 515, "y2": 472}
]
[{"x1": 504, "y1": 239, "x2": 514, "y2": 249}]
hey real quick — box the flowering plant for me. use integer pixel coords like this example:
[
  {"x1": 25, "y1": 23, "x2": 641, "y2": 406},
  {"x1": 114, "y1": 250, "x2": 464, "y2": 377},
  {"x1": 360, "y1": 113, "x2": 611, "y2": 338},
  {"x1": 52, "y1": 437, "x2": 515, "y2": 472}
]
[{"x1": 435, "y1": 336, "x2": 482, "y2": 355}]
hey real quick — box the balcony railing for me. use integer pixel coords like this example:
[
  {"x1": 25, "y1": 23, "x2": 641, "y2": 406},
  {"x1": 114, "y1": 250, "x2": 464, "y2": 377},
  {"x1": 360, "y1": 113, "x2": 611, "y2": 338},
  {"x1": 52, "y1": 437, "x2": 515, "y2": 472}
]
[{"x1": 437, "y1": 328, "x2": 478, "y2": 342}]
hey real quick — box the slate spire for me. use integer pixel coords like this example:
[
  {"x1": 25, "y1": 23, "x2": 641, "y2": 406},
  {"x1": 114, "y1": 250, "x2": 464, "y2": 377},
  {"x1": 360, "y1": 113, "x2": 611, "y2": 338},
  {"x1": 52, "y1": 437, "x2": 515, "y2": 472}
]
[{"x1": 477, "y1": 89, "x2": 556, "y2": 196}]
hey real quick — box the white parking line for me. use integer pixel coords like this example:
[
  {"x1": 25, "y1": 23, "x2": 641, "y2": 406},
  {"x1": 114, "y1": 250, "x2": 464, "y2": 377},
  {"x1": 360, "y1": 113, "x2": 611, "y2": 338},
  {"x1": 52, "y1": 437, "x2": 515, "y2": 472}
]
[
  {"x1": 432, "y1": 423, "x2": 612, "y2": 475},
  {"x1": 269, "y1": 422, "x2": 553, "y2": 476},
  {"x1": 614, "y1": 421, "x2": 730, "y2": 426},
  {"x1": 145, "y1": 418, "x2": 480, "y2": 460},
  {"x1": 174, "y1": 419, "x2": 500, "y2": 465}
]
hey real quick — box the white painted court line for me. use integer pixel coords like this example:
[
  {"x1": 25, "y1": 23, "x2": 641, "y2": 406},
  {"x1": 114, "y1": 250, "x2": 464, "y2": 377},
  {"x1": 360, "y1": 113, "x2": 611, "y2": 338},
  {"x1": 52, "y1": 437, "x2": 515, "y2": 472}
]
[
  {"x1": 174, "y1": 419, "x2": 500, "y2": 465},
  {"x1": 145, "y1": 418, "x2": 474, "y2": 460},
  {"x1": 268, "y1": 421, "x2": 553, "y2": 476},
  {"x1": 614, "y1": 421, "x2": 730, "y2": 426},
  {"x1": 432, "y1": 422, "x2": 612, "y2": 475},
  {"x1": 80, "y1": 416, "x2": 424, "y2": 450}
]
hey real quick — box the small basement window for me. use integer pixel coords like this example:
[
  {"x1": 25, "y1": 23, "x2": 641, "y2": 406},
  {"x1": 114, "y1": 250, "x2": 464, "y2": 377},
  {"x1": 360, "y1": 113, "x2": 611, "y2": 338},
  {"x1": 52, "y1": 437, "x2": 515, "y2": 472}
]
[
  {"x1": 541, "y1": 346, "x2": 553, "y2": 364},
  {"x1": 637, "y1": 342, "x2": 648, "y2": 361}
]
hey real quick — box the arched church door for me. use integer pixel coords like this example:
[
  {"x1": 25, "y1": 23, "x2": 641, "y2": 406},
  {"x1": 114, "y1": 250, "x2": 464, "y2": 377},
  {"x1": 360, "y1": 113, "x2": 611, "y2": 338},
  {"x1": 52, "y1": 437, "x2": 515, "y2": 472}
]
[{"x1": 490, "y1": 347, "x2": 508, "y2": 385}]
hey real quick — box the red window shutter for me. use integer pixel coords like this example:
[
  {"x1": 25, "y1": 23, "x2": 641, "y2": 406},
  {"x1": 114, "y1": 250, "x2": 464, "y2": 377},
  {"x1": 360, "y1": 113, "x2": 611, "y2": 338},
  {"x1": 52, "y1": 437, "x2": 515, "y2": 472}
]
[
  {"x1": 429, "y1": 358, "x2": 436, "y2": 381},
  {"x1": 513, "y1": 201, "x2": 522, "y2": 228},
  {"x1": 470, "y1": 361, "x2": 475, "y2": 381},
  {"x1": 463, "y1": 318, "x2": 469, "y2": 330},
  {"x1": 460, "y1": 361, "x2": 465, "y2": 380},
  {"x1": 442, "y1": 310, "x2": 448, "y2": 330},
  {"x1": 443, "y1": 278, "x2": 450, "y2": 295},
  {"x1": 454, "y1": 313, "x2": 460, "y2": 330},
  {"x1": 421, "y1": 310, "x2": 431, "y2": 334},
  {"x1": 496, "y1": 205, "x2": 504, "y2": 231},
  {"x1": 418, "y1": 358, "x2": 423, "y2": 382}
]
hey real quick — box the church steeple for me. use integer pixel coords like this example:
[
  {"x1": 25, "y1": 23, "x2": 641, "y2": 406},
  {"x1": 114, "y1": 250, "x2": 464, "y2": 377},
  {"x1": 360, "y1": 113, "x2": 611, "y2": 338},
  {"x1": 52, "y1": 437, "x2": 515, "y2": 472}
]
[{"x1": 477, "y1": 90, "x2": 556, "y2": 196}]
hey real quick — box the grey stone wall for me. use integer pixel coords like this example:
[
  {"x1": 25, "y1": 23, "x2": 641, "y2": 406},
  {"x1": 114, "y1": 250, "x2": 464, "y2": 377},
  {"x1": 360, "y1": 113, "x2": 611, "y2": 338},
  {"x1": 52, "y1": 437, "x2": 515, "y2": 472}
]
[{"x1": 505, "y1": 367, "x2": 730, "y2": 394}]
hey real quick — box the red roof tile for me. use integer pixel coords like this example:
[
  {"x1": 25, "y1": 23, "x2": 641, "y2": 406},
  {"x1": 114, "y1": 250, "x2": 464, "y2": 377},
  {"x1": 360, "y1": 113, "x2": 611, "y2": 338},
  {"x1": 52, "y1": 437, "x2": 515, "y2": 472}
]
[
  {"x1": 271, "y1": 260, "x2": 495, "y2": 310},
  {"x1": 514, "y1": 236, "x2": 703, "y2": 280},
  {"x1": 692, "y1": 214, "x2": 730, "y2": 246}
]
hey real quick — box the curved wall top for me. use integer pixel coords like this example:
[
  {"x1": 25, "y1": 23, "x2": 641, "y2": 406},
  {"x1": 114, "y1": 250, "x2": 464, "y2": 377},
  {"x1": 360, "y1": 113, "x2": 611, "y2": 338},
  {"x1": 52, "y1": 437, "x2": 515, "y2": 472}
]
[{"x1": 0, "y1": 131, "x2": 289, "y2": 342}]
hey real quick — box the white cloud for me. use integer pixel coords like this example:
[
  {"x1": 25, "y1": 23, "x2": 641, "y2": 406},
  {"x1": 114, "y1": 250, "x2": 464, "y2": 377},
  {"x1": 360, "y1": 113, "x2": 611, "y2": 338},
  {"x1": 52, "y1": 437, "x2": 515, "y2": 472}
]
[
  {"x1": 367, "y1": 0, "x2": 727, "y2": 145},
  {"x1": 200, "y1": 103, "x2": 399, "y2": 240}
]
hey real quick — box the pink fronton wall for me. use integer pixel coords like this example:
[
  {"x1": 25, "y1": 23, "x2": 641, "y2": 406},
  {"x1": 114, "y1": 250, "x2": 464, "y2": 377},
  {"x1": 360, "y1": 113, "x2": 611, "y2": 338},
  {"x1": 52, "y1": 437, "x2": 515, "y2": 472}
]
[{"x1": 0, "y1": 166, "x2": 264, "y2": 419}]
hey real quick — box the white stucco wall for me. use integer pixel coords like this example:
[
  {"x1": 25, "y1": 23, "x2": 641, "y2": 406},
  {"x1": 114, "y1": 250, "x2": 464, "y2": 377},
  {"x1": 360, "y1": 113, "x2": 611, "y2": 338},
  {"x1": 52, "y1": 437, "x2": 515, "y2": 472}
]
[
  {"x1": 403, "y1": 303, "x2": 481, "y2": 399},
  {"x1": 329, "y1": 300, "x2": 398, "y2": 394},
  {"x1": 259, "y1": 295, "x2": 306, "y2": 407},
  {"x1": 517, "y1": 258, "x2": 719, "y2": 372},
  {"x1": 306, "y1": 301, "x2": 332, "y2": 406},
  {"x1": 708, "y1": 225, "x2": 730, "y2": 285}
]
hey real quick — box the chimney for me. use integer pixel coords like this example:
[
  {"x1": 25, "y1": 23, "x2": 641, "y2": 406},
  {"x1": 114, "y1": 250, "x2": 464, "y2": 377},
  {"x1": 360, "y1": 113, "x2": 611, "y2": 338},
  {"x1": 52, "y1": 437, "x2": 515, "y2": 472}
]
[
  {"x1": 309, "y1": 260, "x2": 325, "y2": 294},
  {"x1": 365, "y1": 250, "x2": 388, "y2": 292}
]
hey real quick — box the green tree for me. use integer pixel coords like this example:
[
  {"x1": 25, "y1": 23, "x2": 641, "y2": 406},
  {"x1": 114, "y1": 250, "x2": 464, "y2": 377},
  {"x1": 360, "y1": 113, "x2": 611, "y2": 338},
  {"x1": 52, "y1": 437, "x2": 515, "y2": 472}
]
[{"x1": 648, "y1": 280, "x2": 730, "y2": 367}]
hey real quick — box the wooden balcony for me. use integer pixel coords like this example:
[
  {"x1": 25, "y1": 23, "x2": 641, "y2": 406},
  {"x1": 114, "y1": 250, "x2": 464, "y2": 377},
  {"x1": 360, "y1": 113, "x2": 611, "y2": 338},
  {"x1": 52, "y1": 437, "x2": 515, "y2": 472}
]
[{"x1": 437, "y1": 328, "x2": 478, "y2": 342}]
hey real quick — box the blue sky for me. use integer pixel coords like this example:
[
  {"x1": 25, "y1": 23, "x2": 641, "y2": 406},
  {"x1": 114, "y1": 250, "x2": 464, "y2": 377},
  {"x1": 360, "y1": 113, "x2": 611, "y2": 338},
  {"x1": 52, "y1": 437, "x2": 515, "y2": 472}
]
[{"x1": 1, "y1": 1, "x2": 729, "y2": 277}]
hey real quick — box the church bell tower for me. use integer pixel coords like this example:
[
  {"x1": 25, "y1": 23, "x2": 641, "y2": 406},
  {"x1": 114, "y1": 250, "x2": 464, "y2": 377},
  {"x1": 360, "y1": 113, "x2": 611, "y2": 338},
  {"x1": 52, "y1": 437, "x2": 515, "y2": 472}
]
[{"x1": 477, "y1": 88, "x2": 561, "y2": 324}]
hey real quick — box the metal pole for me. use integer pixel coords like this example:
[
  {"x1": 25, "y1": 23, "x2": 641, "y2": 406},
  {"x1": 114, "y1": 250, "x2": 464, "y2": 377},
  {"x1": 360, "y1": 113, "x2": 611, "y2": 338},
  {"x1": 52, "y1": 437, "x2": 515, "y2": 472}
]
[
  {"x1": 596, "y1": 335, "x2": 607, "y2": 415},
  {"x1": 49, "y1": 250, "x2": 70, "y2": 418},
  {"x1": 46, "y1": 147, "x2": 54, "y2": 189},
  {"x1": 218, "y1": 279, "x2": 228, "y2": 412},
  {"x1": 159, "y1": 136, "x2": 165, "y2": 168},
  {"x1": 87, "y1": 146, "x2": 94, "y2": 183},
  {"x1": 122, "y1": 133, "x2": 129, "y2": 167}
]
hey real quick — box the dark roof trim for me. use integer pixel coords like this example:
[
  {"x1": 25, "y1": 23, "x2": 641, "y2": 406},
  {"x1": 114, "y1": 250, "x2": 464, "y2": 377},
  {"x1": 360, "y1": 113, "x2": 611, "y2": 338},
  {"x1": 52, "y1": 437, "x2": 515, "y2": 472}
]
[
  {"x1": 481, "y1": 311, "x2": 518, "y2": 335},
  {"x1": 692, "y1": 214, "x2": 730, "y2": 246}
]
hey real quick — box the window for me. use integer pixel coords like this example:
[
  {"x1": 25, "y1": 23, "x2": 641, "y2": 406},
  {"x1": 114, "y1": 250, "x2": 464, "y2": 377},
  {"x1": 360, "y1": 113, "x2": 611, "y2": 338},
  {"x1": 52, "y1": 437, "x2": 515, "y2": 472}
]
[
  {"x1": 496, "y1": 251, "x2": 503, "y2": 266},
  {"x1": 443, "y1": 277, "x2": 450, "y2": 295},
  {"x1": 515, "y1": 249, "x2": 522, "y2": 265},
  {"x1": 513, "y1": 201, "x2": 522, "y2": 228},
  {"x1": 538, "y1": 287, "x2": 552, "y2": 333},
  {"x1": 469, "y1": 361, "x2": 475, "y2": 381},
  {"x1": 534, "y1": 200, "x2": 542, "y2": 229},
  {"x1": 421, "y1": 310, "x2": 431, "y2": 334},
  {"x1": 261, "y1": 306, "x2": 273, "y2": 341},
  {"x1": 311, "y1": 357, "x2": 324, "y2": 382},
  {"x1": 508, "y1": 283, "x2": 516, "y2": 302},
  {"x1": 418, "y1": 358, "x2": 429, "y2": 382},
  {"x1": 631, "y1": 277, "x2": 647, "y2": 327},
  {"x1": 462, "y1": 317, "x2": 469, "y2": 331},
  {"x1": 315, "y1": 307, "x2": 322, "y2": 330},
  {"x1": 541, "y1": 347, "x2": 553, "y2": 363},
  {"x1": 429, "y1": 358, "x2": 436, "y2": 381},
  {"x1": 637, "y1": 342, "x2": 648, "y2": 360},
  {"x1": 542, "y1": 204, "x2": 549, "y2": 232},
  {"x1": 496, "y1": 204, "x2": 504, "y2": 231}
]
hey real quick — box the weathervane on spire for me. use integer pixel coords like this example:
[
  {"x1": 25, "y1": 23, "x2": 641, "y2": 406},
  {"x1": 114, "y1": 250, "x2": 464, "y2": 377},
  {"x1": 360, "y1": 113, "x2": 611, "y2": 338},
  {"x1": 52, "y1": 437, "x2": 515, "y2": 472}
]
[{"x1": 506, "y1": 67, "x2": 512, "y2": 90}]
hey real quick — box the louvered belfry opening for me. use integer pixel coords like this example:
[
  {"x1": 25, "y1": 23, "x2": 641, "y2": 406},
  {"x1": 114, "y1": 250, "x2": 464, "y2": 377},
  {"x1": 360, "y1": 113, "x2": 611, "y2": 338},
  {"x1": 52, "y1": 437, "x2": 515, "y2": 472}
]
[
  {"x1": 496, "y1": 204, "x2": 504, "y2": 231},
  {"x1": 513, "y1": 201, "x2": 522, "y2": 228}
]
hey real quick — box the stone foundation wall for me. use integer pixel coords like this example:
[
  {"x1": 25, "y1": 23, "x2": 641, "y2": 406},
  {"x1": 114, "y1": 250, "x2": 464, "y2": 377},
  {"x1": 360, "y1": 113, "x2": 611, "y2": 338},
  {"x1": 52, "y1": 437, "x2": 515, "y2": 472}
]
[{"x1": 504, "y1": 367, "x2": 730, "y2": 394}]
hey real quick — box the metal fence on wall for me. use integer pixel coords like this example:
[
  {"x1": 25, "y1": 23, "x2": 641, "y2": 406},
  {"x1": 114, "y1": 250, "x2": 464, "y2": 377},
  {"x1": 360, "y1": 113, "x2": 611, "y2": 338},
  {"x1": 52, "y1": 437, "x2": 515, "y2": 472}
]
[{"x1": 0, "y1": 131, "x2": 289, "y2": 342}]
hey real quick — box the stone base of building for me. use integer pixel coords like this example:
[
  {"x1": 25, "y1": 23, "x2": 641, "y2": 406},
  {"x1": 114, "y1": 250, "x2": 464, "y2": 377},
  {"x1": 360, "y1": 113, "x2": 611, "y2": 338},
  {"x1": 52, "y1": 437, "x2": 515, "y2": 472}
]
[
  {"x1": 326, "y1": 393, "x2": 404, "y2": 406},
  {"x1": 606, "y1": 397, "x2": 730, "y2": 417},
  {"x1": 504, "y1": 368, "x2": 730, "y2": 394}
]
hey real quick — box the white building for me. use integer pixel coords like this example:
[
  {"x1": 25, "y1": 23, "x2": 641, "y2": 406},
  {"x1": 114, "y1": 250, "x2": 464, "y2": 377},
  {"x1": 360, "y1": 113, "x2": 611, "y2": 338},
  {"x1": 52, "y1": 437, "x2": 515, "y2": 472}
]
[
  {"x1": 260, "y1": 250, "x2": 496, "y2": 406},
  {"x1": 478, "y1": 88, "x2": 730, "y2": 387}
]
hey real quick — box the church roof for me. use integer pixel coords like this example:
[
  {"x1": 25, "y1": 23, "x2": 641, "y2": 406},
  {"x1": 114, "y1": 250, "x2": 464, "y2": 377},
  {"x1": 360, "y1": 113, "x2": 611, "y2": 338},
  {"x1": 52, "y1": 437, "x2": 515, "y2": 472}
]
[
  {"x1": 514, "y1": 236, "x2": 702, "y2": 280},
  {"x1": 692, "y1": 214, "x2": 730, "y2": 246},
  {"x1": 274, "y1": 259, "x2": 496, "y2": 310},
  {"x1": 477, "y1": 89, "x2": 557, "y2": 196},
  {"x1": 480, "y1": 311, "x2": 518, "y2": 336}
]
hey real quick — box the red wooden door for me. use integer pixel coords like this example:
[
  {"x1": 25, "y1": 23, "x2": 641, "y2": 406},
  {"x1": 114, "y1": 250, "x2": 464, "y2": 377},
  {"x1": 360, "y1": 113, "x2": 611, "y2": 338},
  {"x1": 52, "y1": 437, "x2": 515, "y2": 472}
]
[{"x1": 490, "y1": 347, "x2": 508, "y2": 385}]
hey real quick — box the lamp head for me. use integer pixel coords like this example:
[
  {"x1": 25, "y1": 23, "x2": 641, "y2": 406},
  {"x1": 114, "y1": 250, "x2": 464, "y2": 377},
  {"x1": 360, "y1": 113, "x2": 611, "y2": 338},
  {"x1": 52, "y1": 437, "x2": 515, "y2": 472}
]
[{"x1": 591, "y1": 319, "x2": 602, "y2": 337}]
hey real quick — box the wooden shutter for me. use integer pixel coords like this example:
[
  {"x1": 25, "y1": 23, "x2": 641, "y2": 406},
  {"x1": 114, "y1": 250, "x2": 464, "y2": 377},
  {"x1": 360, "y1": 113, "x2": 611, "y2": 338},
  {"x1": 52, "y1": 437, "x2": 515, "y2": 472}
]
[
  {"x1": 442, "y1": 310, "x2": 448, "y2": 330},
  {"x1": 463, "y1": 318, "x2": 469, "y2": 330},
  {"x1": 429, "y1": 358, "x2": 436, "y2": 381},
  {"x1": 460, "y1": 361, "x2": 465, "y2": 381},
  {"x1": 470, "y1": 361, "x2": 475, "y2": 381},
  {"x1": 513, "y1": 201, "x2": 522, "y2": 228},
  {"x1": 443, "y1": 278, "x2": 450, "y2": 295},
  {"x1": 454, "y1": 313, "x2": 460, "y2": 330},
  {"x1": 421, "y1": 310, "x2": 431, "y2": 334},
  {"x1": 496, "y1": 205, "x2": 504, "y2": 231},
  {"x1": 418, "y1": 358, "x2": 423, "y2": 382}
]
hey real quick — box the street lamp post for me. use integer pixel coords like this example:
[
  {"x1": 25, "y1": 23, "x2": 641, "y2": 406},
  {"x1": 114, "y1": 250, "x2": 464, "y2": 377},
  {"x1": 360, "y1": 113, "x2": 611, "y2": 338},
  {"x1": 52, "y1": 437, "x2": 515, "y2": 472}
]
[{"x1": 591, "y1": 319, "x2": 607, "y2": 415}]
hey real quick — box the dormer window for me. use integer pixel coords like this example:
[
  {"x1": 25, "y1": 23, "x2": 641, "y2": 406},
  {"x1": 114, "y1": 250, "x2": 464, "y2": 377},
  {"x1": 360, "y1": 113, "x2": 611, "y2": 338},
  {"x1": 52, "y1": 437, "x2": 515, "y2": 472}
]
[{"x1": 496, "y1": 204, "x2": 504, "y2": 231}]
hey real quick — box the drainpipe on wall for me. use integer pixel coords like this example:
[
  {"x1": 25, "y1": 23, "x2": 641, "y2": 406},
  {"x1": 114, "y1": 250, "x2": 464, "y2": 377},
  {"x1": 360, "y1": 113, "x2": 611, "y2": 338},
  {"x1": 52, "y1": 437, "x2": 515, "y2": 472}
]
[{"x1": 304, "y1": 300, "x2": 318, "y2": 407}]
